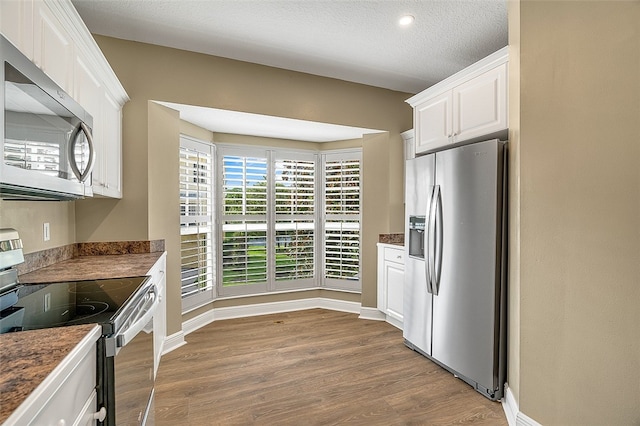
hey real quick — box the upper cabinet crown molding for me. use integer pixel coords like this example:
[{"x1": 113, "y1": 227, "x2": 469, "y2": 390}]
[{"x1": 43, "y1": 0, "x2": 129, "y2": 105}]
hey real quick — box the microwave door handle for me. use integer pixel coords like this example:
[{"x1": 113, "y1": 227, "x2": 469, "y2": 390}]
[
  {"x1": 68, "y1": 122, "x2": 95, "y2": 183},
  {"x1": 80, "y1": 122, "x2": 95, "y2": 182},
  {"x1": 116, "y1": 286, "x2": 158, "y2": 347}
]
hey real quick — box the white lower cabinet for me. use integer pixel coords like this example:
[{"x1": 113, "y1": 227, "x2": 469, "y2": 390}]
[
  {"x1": 149, "y1": 252, "x2": 167, "y2": 377},
  {"x1": 4, "y1": 325, "x2": 102, "y2": 426},
  {"x1": 377, "y1": 243, "x2": 405, "y2": 329}
]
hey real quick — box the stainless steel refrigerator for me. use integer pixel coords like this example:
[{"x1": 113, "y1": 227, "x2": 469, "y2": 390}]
[{"x1": 403, "y1": 138, "x2": 507, "y2": 401}]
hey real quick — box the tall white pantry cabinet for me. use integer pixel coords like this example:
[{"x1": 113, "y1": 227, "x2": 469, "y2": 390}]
[{"x1": 0, "y1": 0, "x2": 128, "y2": 198}]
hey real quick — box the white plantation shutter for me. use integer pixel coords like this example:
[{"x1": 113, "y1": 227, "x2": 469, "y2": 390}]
[
  {"x1": 220, "y1": 149, "x2": 269, "y2": 295},
  {"x1": 275, "y1": 159, "x2": 315, "y2": 214},
  {"x1": 273, "y1": 155, "x2": 317, "y2": 288},
  {"x1": 212, "y1": 145, "x2": 361, "y2": 297},
  {"x1": 179, "y1": 137, "x2": 215, "y2": 312},
  {"x1": 275, "y1": 220, "x2": 315, "y2": 281},
  {"x1": 223, "y1": 155, "x2": 268, "y2": 215},
  {"x1": 323, "y1": 151, "x2": 361, "y2": 290},
  {"x1": 221, "y1": 220, "x2": 267, "y2": 285}
]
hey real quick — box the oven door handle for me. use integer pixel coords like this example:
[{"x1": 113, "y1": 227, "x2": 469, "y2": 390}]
[{"x1": 116, "y1": 285, "x2": 158, "y2": 348}]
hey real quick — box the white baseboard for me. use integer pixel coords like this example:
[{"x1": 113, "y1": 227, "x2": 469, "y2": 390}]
[
  {"x1": 385, "y1": 315, "x2": 403, "y2": 330},
  {"x1": 503, "y1": 385, "x2": 519, "y2": 426},
  {"x1": 183, "y1": 297, "x2": 362, "y2": 336},
  {"x1": 162, "y1": 330, "x2": 186, "y2": 355},
  {"x1": 359, "y1": 306, "x2": 386, "y2": 321},
  {"x1": 502, "y1": 384, "x2": 542, "y2": 426},
  {"x1": 518, "y1": 412, "x2": 542, "y2": 426},
  {"x1": 359, "y1": 307, "x2": 403, "y2": 331}
]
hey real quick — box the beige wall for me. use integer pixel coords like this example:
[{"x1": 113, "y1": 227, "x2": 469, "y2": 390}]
[
  {"x1": 0, "y1": 200, "x2": 75, "y2": 254},
  {"x1": 515, "y1": 1, "x2": 640, "y2": 424},
  {"x1": 148, "y1": 102, "x2": 182, "y2": 339},
  {"x1": 77, "y1": 36, "x2": 412, "y2": 336}
]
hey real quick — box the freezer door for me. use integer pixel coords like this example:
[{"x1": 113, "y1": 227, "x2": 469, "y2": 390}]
[
  {"x1": 403, "y1": 154, "x2": 435, "y2": 354},
  {"x1": 431, "y1": 140, "x2": 504, "y2": 393}
]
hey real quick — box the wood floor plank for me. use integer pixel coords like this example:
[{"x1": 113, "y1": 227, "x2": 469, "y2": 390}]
[{"x1": 152, "y1": 309, "x2": 507, "y2": 425}]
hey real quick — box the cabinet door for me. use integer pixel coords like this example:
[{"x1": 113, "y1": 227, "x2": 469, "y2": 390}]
[
  {"x1": 385, "y1": 262, "x2": 404, "y2": 322},
  {"x1": 98, "y1": 92, "x2": 123, "y2": 198},
  {"x1": 414, "y1": 91, "x2": 452, "y2": 154},
  {"x1": 378, "y1": 245, "x2": 405, "y2": 327},
  {"x1": 452, "y1": 63, "x2": 507, "y2": 142},
  {"x1": 30, "y1": 340, "x2": 97, "y2": 425},
  {"x1": 33, "y1": 0, "x2": 74, "y2": 92},
  {"x1": 74, "y1": 55, "x2": 104, "y2": 193},
  {"x1": 0, "y1": 0, "x2": 34, "y2": 59},
  {"x1": 150, "y1": 254, "x2": 167, "y2": 377}
]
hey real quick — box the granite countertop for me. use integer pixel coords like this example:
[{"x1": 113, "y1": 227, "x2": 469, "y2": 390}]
[
  {"x1": 379, "y1": 233, "x2": 404, "y2": 246},
  {"x1": 19, "y1": 252, "x2": 164, "y2": 284},
  {"x1": 0, "y1": 324, "x2": 99, "y2": 424}
]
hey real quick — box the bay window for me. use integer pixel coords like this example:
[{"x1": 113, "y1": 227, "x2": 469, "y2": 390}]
[{"x1": 180, "y1": 138, "x2": 361, "y2": 310}]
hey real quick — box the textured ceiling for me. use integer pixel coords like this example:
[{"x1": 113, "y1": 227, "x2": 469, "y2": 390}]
[{"x1": 72, "y1": 0, "x2": 508, "y2": 141}]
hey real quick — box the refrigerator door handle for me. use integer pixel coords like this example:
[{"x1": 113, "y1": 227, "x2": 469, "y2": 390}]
[
  {"x1": 427, "y1": 185, "x2": 439, "y2": 295},
  {"x1": 433, "y1": 185, "x2": 443, "y2": 295}
]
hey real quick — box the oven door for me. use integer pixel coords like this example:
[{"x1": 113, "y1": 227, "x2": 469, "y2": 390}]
[
  {"x1": 115, "y1": 317, "x2": 155, "y2": 425},
  {"x1": 99, "y1": 284, "x2": 158, "y2": 426}
]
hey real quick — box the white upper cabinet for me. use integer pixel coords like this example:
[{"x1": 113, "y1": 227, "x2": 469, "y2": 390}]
[
  {"x1": 74, "y1": 56, "x2": 123, "y2": 198},
  {"x1": 453, "y1": 63, "x2": 507, "y2": 143},
  {"x1": 0, "y1": 0, "x2": 34, "y2": 59},
  {"x1": 98, "y1": 92, "x2": 123, "y2": 197},
  {"x1": 414, "y1": 91, "x2": 453, "y2": 153},
  {"x1": 1, "y1": 0, "x2": 129, "y2": 198},
  {"x1": 33, "y1": 0, "x2": 74, "y2": 92},
  {"x1": 407, "y1": 47, "x2": 508, "y2": 154}
]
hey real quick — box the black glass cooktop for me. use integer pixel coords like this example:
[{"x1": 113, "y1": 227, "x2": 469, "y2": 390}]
[{"x1": 2, "y1": 276, "x2": 150, "y2": 336}]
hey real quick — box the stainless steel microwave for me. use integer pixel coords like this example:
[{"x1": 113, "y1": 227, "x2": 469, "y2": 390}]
[{"x1": 1, "y1": 35, "x2": 94, "y2": 201}]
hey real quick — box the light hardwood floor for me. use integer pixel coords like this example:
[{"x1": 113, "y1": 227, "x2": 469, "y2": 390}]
[{"x1": 151, "y1": 309, "x2": 507, "y2": 425}]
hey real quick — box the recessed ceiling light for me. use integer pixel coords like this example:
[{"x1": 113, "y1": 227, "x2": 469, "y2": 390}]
[{"x1": 399, "y1": 15, "x2": 415, "y2": 27}]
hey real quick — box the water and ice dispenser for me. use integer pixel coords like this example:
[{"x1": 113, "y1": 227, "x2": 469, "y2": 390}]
[{"x1": 408, "y1": 216, "x2": 425, "y2": 259}]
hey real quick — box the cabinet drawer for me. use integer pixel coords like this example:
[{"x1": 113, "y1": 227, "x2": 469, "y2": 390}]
[{"x1": 383, "y1": 247, "x2": 404, "y2": 264}]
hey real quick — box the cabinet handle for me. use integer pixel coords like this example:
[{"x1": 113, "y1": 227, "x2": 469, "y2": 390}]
[
  {"x1": 93, "y1": 407, "x2": 107, "y2": 422},
  {"x1": 56, "y1": 420, "x2": 66, "y2": 426}
]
